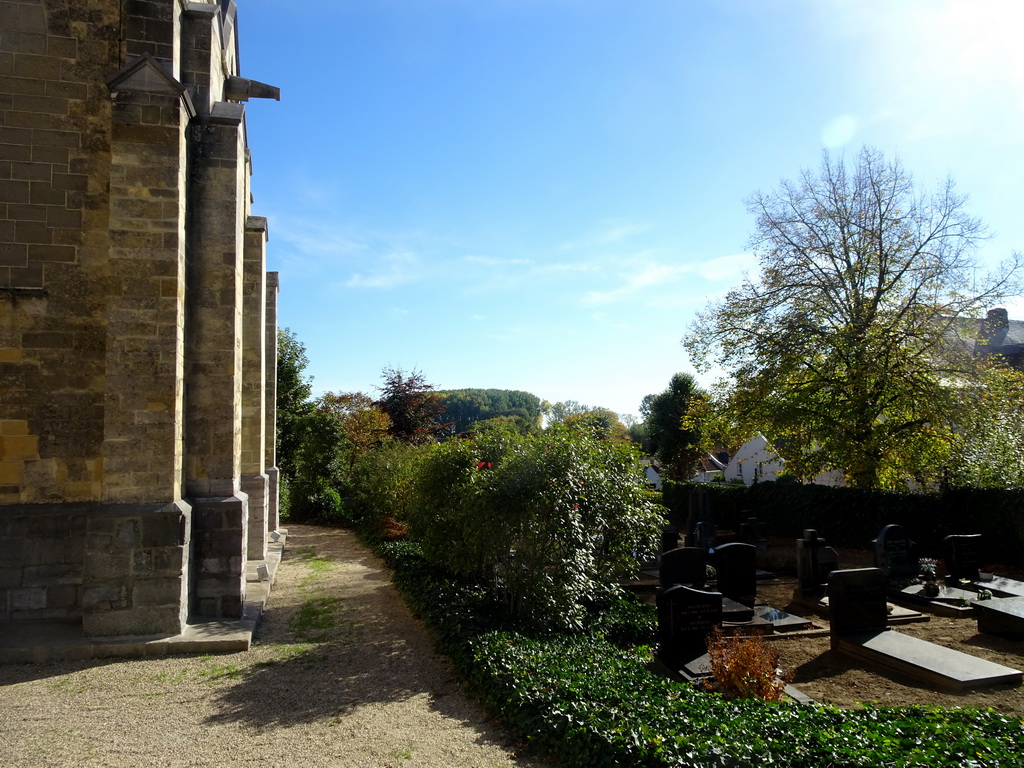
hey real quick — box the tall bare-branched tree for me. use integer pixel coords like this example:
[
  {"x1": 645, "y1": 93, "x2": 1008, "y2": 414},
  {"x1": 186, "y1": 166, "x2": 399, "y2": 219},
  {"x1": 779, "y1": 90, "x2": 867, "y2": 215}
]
[{"x1": 684, "y1": 147, "x2": 1022, "y2": 490}]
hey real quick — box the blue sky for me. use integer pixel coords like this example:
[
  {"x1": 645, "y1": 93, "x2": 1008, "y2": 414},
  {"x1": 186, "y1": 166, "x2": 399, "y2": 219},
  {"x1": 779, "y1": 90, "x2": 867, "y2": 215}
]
[{"x1": 239, "y1": 0, "x2": 1024, "y2": 419}]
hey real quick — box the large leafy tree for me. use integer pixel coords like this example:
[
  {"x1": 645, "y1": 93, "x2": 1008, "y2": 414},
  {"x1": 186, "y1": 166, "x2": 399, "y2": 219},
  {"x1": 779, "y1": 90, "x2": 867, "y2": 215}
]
[
  {"x1": 438, "y1": 388, "x2": 544, "y2": 434},
  {"x1": 640, "y1": 373, "x2": 708, "y2": 480},
  {"x1": 684, "y1": 147, "x2": 1022, "y2": 490},
  {"x1": 276, "y1": 328, "x2": 315, "y2": 480}
]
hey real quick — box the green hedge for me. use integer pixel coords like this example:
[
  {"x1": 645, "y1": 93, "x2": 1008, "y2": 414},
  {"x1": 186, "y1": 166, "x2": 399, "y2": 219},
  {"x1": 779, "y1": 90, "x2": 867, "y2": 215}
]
[
  {"x1": 662, "y1": 480, "x2": 1024, "y2": 566},
  {"x1": 376, "y1": 540, "x2": 1024, "y2": 768}
]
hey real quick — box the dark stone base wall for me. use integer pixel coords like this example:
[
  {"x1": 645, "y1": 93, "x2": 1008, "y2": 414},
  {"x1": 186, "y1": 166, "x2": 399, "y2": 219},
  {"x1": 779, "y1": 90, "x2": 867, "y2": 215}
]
[
  {"x1": 82, "y1": 501, "x2": 191, "y2": 637},
  {"x1": 0, "y1": 505, "x2": 87, "y2": 622},
  {"x1": 191, "y1": 494, "x2": 248, "y2": 619},
  {"x1": 1, "y1": 501, "x2": 192, "y2": 636}
]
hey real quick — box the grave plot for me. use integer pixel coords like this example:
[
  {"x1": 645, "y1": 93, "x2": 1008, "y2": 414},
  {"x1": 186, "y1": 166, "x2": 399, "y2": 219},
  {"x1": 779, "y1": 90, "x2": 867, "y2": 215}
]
[
  {"x1": 714, "y1": 542, "x2": 814, "y2": 633},
  {"x1": 944, "y1": 533, "x2": 1024, "y2": 598},
  {"x1": 655, "y1": 584, "x2": 721, "y2": 680},
  {"x1": 873, "y1": 524, "x2": 976, "y2": 617},
  {"x1": 973, "y1": 596, "x2": 1024, "y2": 640},
  {"x1": 828, "y1": 568, "x2": 1023, "y2": 691}
]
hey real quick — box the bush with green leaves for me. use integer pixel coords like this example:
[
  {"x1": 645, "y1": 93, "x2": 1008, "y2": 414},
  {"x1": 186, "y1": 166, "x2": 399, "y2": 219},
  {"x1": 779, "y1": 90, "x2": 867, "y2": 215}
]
[
  {"x1": 346, "y1": 439, "x2": 425, "y2": 535},
  {"x1": 407, "y1": 423, "x2": 663, "y2": 630}
]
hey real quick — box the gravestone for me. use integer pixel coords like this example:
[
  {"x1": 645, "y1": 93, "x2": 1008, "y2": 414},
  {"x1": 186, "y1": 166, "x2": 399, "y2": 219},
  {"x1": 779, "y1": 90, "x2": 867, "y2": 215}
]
[
  {"x1": 943, "y1": 534, "x2": 982, "y2": 582},
  {"x1": 656, "y1": 585, "x2": 722, "y2": 673},
  {"x1": 974, "y1": 596, "x2": 1024, "y2": 640},
  {"x1": 872, "y1": 524, "x2": 918, "y2": 581},
  {"x1": 797, "y1": 529, "x2": 839, "y2": 599},
  {"x1": 693, "y1": 521, "x2": 718, "y2": 551},
  {"x1": 660, "y1": 547, "x2": 707, "y2": 589},
  {"x1": 829, "y1": 568, "x2": 1023, "y2": 690},
  {"x1": 686, "y1": 484, "x2": 711, "y2": 542},
  {"x1": 739, "y1": 516, "x2": 761, "y2": 544},
  {"x1": 828, "y1": 568, "x2": 889, "y2": 638},
  {"x1": 714, "y1": 542, "x2": 757, "y2": 608},
  {"x1": 660, "y1": 524, "x2": 680, "y2": 555}
]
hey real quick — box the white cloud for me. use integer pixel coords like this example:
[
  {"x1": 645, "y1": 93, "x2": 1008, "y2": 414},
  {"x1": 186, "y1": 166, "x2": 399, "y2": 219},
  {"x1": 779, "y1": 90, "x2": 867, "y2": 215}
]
[
  {"x1": 694, "y1": 252, "x2": 756, "y2": 281},
  {"x1": 559, "y1": 220, "x2": 650, "y2": 251},
  {"x1": 582, "y1": 256, "x2": 692, "y2": 306},
  {"x1": 345, "y1": 250, "x2": 421, "y2": 289},
  {"x1": 821, "y1": 114, "x2": 858, "y2": 149}
]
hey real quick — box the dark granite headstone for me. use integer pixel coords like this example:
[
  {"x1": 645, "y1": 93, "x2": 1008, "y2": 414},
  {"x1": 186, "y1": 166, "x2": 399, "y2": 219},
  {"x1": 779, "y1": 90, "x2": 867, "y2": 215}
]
[
  {"x1": 817, "y1": 547, "x2": 839, "y2": 585},
  {"x1": 872, "y1": 524, "x2": 918, "y2": 581},
  {"x1": 714, "y1": 542, "x2": 757, "y2": 607},
  {"x1": 660, "y1": 524, "x2": 680, "y2": 555},
  {"x1": 660, "y1": 547, "x2": 707, "y2": 589},
  {"x1": 656, "y1": 585, "x2": 722, "y2": 665},
  {"x1": 797, "y1": 529, "x2": 837, "y2": 596},
  {"x1": 944, "y1": 534, "x2": 982, "y2": 582},
  {"x1": 828, "y1": 568, "x2": 888, "y2": 636},
  {"x1": 693, "y1": 521, "x2": 718, "y2": 550},
  {"x1": 686, "y1": 484, "x2": 711, "y2": 540},
  {"x1": 739, "y1": 516, "x2": 761, "y2": 544}
]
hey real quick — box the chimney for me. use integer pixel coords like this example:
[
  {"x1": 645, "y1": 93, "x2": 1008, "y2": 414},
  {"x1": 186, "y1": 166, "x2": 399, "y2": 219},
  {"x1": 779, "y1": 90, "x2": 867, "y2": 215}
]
[{"x1": 977, "y1": 307, "x2": 1009, "y2": 353}]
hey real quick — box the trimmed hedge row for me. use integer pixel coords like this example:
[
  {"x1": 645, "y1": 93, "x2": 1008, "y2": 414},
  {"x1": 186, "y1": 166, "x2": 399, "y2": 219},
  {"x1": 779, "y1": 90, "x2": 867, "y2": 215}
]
[
  {"x1": 376, "y1": 540, "x2": 1024, "y2": 768},
  {"x1": 661, "y1": 480, "x2": 1024, "y2": 566}
]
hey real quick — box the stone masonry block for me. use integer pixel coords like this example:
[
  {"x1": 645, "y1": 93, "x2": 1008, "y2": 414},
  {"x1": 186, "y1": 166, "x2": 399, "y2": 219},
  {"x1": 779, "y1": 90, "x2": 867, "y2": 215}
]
[
  {"x1": 46, "y1": 584, "x2": 79, "y2": 611},
  {"x1": 81, "y1": 583, "x2": 128, "y2": 611},
  {"x1": 0, "y1": 568, "x2": 20, "y2": 589},
  {"x1": 23, "y1": 562, "x2": 81, "y2": 586},
  {"x1": 11, "y1": 587, "x2": 46, "y2": 610},
  {"x1": 83, "y1": 605, "x2": 183, "y2": 638},
  {"x1": 132, "y1": 576, "x2": 183, "y2": 607},
  {"x1": 133, "y1": 546, "x2": 184, "y2": 576}
]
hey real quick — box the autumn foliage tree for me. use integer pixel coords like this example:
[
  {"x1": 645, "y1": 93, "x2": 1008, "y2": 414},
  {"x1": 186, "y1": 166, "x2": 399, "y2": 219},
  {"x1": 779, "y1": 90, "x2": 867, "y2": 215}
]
[{"x1": 376, "y1": 367, "x2": 452, "y2": 444}]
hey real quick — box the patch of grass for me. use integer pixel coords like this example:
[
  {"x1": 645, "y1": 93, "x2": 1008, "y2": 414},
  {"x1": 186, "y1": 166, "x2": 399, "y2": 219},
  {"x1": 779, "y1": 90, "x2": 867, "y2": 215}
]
[
  {"x1": 195, "y1": 655, "x2": 243, "y2": 683},
  {"x1": 392, "y1": 748, "x2": 413, "y2": 760},
  {"x1": 288, "y1": 596, "x2": 343, "y2": 640}
]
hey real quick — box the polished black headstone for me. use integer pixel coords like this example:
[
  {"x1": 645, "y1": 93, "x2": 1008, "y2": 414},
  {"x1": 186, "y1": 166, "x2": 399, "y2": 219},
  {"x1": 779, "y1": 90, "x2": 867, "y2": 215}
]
[
  {"x1": 872, "y1": 524, "x2": 918, "y2": 581},
  {"x1": 943, "y1": 534, "x2": 982, "y2": 581},
  {"x1": 714, "y1": 542, "x2": 757, "y2": 607},
  {"x1": 656, "y1": 585, "x2": 722, "y2": 664},
  {"x1": 828, "y1": 568, "x2": 889, "y2": 636},
  {"x1": 660, "y1": 546, "x2": 707, "y2": 589}
]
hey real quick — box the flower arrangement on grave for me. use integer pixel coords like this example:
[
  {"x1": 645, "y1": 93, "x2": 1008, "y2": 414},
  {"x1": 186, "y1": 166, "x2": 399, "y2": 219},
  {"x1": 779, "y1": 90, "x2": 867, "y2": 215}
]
[{"x1": 918, "y1": 558, "x2": 940, "y2": 597}]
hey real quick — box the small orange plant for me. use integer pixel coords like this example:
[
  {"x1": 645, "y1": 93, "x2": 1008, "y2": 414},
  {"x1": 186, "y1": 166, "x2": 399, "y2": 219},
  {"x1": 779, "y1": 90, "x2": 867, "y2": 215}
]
[
  {"x1": 705, "y1": 626, "x2": 789, "y2": 702},
  {"x1": 381, "y1": 515, "x2": 410, "y2": 541}
]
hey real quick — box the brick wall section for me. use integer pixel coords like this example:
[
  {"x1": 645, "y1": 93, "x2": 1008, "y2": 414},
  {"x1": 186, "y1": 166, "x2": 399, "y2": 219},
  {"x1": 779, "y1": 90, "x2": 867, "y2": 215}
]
[
  {"x1": 0, "y1": 0, "x2": 117, "y2": 504},
  {"x1": 0, "y1": 504, "x2": 85, "y2": 622},
  {"x1": 102, "y1": 85, "x2": 189, "y2": 504},
  {"x1": 264, "y1": 271, "x2": 279, "y2": 531},
  {"x1": 241, "y1": 215, "x2": 267, "y2": 559}
]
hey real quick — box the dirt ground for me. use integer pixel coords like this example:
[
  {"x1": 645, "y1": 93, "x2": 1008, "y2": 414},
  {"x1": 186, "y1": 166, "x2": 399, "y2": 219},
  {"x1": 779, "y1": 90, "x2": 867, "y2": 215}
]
[{"x1": 751, "y1": 541, "x2": 1024, "y2": 715}]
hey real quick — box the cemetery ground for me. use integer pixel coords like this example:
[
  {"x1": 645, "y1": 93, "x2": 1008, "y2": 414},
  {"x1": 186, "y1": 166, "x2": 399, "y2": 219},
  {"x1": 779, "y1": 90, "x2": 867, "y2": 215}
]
[
  {"x1": 2, "y1": 528, "x2": 1022, "y2": 768},
  {"x1": 755, "y1": 540, "x2": 1024, "y2": 715}
]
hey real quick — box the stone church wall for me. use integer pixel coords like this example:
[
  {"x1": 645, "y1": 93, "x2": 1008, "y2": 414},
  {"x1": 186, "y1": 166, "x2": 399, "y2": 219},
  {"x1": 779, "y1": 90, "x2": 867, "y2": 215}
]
[{"x1": 0, "y1": 0, "x2": 279, "y2": 638}]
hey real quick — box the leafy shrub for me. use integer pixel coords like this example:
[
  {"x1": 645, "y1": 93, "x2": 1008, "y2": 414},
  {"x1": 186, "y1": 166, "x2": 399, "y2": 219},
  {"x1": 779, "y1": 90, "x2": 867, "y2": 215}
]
[
  {"x1": 346, "y1": 440, "x2": 425, "y2": 537},
  {"x1": 287, "y1": 478, "x2": 343, "y2": 523},
  {"x1": 407, "y1": 423, "x2": 664, "y2": 630},
  {"x1": 705, "y1": 626, "x2": 789, "y2": 702}
]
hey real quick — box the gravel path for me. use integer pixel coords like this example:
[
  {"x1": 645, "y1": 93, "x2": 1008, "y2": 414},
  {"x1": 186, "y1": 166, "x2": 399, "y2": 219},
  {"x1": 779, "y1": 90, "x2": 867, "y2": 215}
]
[{"x1": 0, "y1": 525, "x2": 549, "y2": 768}]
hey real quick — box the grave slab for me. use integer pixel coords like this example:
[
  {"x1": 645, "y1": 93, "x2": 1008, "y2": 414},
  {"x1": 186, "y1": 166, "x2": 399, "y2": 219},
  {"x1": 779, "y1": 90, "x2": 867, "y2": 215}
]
[
  {"x1": 973, "y1": 596, "x2": 1024, "y2": 640},
  {"x1": 829, "y1": 567, "x2": 1022, "y2": 690},
  {"x1": 895, "y1": 584, "x2": 976, "y2": 617},
  {"x1": 834, "y1": 629, "x2": 1023, "y2": 690}
]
